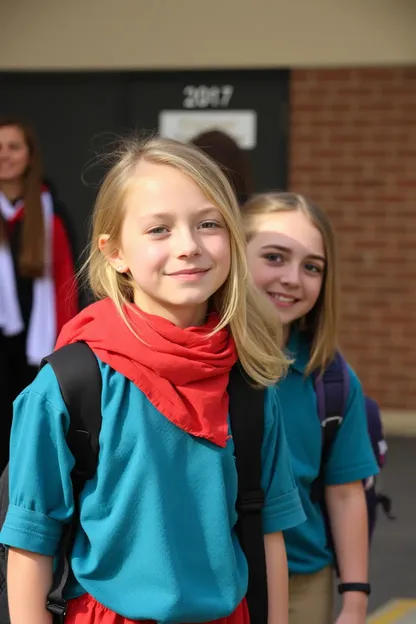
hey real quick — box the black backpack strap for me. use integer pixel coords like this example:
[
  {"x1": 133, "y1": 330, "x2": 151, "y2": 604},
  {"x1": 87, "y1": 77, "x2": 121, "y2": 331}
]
[
  {"x1": 228, "y1": 364, "x2": 267, "y2": 624},
  {"x1": 39, "y1": 342, "x2": 102, "y2": 622},
  {"x1": 310, "y1": 352, "x2": 349, "y2": 503}
]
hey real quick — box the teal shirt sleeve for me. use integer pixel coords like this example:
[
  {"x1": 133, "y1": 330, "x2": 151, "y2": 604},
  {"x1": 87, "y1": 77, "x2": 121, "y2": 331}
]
[
  {"x1": 325, "y1": 366, "x2": 379, "y2": 486},
  {"x1": 261, "y1": 387, "x2": 306, "y2": 534},
  {"x1": 0, "y1": 364, "x2": 75, "y2": 556}
]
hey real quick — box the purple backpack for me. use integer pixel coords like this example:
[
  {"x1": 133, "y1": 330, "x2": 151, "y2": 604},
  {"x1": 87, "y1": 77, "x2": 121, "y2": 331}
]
[{"x1": 311, "y1": 351, "x2": 394, "y2": 545}]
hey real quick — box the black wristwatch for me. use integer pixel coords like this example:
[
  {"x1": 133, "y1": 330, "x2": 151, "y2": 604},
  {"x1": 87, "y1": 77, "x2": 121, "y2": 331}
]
[{"x1": 338, "y1": 582, "x2": 371, "y2": 596}]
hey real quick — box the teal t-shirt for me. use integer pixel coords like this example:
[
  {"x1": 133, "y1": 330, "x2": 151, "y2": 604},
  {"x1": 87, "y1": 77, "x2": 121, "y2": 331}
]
[
  {"x1": 277, "y1": 330, "x2": 379, "y2": 575},
  {"x1": 0, "y1": 359, "x2": 305, "y2": 622}
]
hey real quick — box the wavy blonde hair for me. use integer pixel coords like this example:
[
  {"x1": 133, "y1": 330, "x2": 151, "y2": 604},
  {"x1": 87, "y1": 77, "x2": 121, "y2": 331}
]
[
  {"x1": 87, "y1": 136, "x2": 287, "y2": 386},
  {"x1": 242, "y1": 192, "x2": 339, "y2": 375}
]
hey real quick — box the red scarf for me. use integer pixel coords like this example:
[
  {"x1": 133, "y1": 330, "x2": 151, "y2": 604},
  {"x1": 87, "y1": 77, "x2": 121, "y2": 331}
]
[{"x1": 56, "y1": 298, "x2": 238, "y2": 447}]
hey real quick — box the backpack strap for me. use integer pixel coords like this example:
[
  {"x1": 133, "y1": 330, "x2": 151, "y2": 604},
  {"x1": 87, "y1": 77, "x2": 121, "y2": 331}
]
[
  {"x1": 310, "y1": 351, "x2": 350, "y2": 503},
  {"x1": 364, "y1": 396, "x2": 386, "y2": 468},
  {"x1": 228, "y1": 364, "x2": 267, "y2": 624},
  {"x1": 40, "y1": 342, "x2": 102, "y2": 622}
]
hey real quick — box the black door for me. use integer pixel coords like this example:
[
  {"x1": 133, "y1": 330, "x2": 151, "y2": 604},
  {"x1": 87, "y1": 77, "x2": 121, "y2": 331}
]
[
  {"x1": 0, "y1": 69, "x2": 289, "y2": 261},
  {"x1": 0, "y1": 72, "x2": 131, "y2": 257},
  {"x1": 128, "y1": 69, "x2": 289, "y2": 194}
]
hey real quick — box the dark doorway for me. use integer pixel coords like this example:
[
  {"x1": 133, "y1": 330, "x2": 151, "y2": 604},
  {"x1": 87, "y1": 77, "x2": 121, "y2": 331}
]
[
  {"x1": 0, "y1": 69, "x2": 289, "y2": 262},
  {"x1": 127, "y1": 69, "x2": 289, "y2": 197}
]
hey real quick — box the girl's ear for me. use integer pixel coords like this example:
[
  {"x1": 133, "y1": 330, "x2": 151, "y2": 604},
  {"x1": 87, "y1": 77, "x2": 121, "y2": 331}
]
[{"x1": 98, "y1": 235, "x2": 128, "y2": 273}]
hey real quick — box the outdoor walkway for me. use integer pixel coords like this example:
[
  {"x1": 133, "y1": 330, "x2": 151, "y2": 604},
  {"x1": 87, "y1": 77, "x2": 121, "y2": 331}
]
[{"x1": 364, "y1": 437, "x2": 416, "y2": 623}]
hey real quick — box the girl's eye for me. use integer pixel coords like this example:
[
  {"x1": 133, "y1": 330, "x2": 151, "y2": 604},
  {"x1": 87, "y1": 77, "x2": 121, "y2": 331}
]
[
  {"x1": 263, "y1": 253, "x2": 284, "y2": 264},
  {"x1": 148, "y1": 226, "x2": 169, "y2": 235},
  {"x1": 200, "y1": 221, "x2": 220, "y2": 229},
  {"x1": 305, "y1": 263, "x2": 323, "y2": 274}
]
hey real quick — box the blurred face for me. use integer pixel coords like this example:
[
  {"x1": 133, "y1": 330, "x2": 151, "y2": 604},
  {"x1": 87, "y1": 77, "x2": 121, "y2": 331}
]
[
  {"x1": 246, "y1": 210, "x2": 325, "y2": 329},
  {"x1": 101, "y1": 160, "x2": 231, "y2": 328},
  {"x1": 0, "y1": 125, "x2": 30, "y2": 184}
]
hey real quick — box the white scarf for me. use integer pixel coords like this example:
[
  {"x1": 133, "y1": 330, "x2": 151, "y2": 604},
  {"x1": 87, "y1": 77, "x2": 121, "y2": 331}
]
[{"x1": 0, "y1": 191, "x2": 56, "y2": 365}]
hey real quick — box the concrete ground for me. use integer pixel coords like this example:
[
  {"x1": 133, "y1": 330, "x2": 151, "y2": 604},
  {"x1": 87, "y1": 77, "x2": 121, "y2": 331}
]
[
  {"x1": 369, "y1": 437, "x2": 416, "y2": 611},
  {"x1": 356, "y1": 436, "x2": 416, "y2": 622}
]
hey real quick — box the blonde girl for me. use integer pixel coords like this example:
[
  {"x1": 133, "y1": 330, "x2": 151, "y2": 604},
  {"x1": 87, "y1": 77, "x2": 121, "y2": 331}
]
[
  {"x1": 1, "y1": 140, "x2": 305, "y2": 624},
  {"x1": 244, "y1": 192, "x2": 378, "y2": 624}
]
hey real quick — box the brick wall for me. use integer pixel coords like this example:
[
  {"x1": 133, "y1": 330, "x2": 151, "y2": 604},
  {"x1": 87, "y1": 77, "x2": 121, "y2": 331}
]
[{"x1": 289, "y1": 67, "x2": 416, "y2": 409}]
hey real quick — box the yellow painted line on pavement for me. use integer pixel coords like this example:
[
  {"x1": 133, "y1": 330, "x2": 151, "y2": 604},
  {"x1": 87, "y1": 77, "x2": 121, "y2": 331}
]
[{"x1": 368, "y1": 600, "x2": 416, "y2": 623}]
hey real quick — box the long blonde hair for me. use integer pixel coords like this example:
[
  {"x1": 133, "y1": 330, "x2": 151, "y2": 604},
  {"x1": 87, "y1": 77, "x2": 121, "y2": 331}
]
[
  {"x1": 242, "y1": 192, "x2": 339, "y2": 374},
  {"x1": 87, "y1": 136, "x2": 287, "y2": 386}
]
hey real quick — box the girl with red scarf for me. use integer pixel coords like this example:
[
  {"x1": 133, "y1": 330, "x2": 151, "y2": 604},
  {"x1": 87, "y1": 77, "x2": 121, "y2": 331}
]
[
  {"x1": 1, "y1": 137, "x2": 305, "y2": 623},
  {"x1": 0, "y1": 118, "x2": 78, "y2": 472}
]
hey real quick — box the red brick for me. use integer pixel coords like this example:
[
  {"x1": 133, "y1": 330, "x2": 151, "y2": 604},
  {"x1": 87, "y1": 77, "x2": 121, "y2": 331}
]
[
  {"x1": 397, "y1": 180, "x2": 416, "y2": 187},
  {"x1": 292, "y1": 69, "x2": 317, "y2": 82},
  {"x1": 401, "y1": 68, "x2": 416, "y2": 78},
  {"x1": 332, "y1": 194, "x2": 367, "y2": 202},
  {"x1": 308, "y1": 120, "x2": 347, "y2": 128},
  {"x1": 353, "y1": 150, "x2": 388, "y2": 158},
  {"x1": 373, "y1": 196, "x2": 408, "y2": 203},
  {"x1": 314, "y1": 69, "x2": 356, "y2": 81},
  {"x1": 310, "y1": 149, "x2": 343, "y2": 158},
  {"x1": 328, "y1": 104, "x2": 352, "y2": 113},
  {"x1": 352, "y1": 179, "x2": 385, "y2": 188},
  {"x1": 291, "y1": 104, "x2": 324, "y2": 113},
  {"x1": 330, "y1": 134, "x2": 367, "y2": 144},
  {"x1": 290, "y1": 67, "x2": 416, "y2": 409},
  {"x1": 397, "y1": 150, "x2": 416, "y2": 157},
  {"x1": 356, "y1": 103, "x2": 396, "y2": 112},
  {"x1": 355, "y1": 69, "x2": 399, "y2": 81}
]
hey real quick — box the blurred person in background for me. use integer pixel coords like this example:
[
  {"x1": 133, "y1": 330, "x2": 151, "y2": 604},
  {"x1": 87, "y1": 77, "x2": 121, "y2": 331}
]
[
  {"x1": 0, "y1": 118, "x2": 78, "y2": 472},
  {"x1": 191, "y1": 129, "x2": 252, "y2": 206}
]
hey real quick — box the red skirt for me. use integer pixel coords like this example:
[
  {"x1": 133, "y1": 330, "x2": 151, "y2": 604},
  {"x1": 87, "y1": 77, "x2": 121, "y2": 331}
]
[{"x1": 65, "y1": 594, "x2": 250, "y2": 624}]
